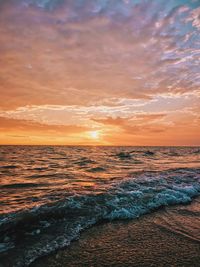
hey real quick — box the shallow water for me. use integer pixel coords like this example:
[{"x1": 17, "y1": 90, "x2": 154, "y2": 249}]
[
  {"x1": 31, "y1": 199, "x2": 200, "y2": 267},
  {"x1": 0, "y1": 146, "x2": 200, "y2": 266}
]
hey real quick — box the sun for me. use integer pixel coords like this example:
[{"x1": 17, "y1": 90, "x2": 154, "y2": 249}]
[{"x1": 89, "y1": 131, "x2": 100, "y2": 140}]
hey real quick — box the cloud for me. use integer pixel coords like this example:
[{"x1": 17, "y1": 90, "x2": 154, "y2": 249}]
[
  {"x1": 92, "y1": 113, "x2": 166, "y2": 126},
  {"x1": 0, "y1": 90, "x2": 199, "y2": 130},
  {"x1": 92, "y1": 117, "x2": 126, "y2": 126},
  {"x1": 0, "y1": 116, "x2": 89, "y2": 134},
  {"x1": 92, "y1": 114, "x2": 168, "y2": 137},
  {"x1": 0, "y1": 0, "x2": 199, "y2": 110},
  {"x1": 133, "y1": 113, "x2": 166, "y2": 121},
  {"x1": 0, "y1": 0, "x2": 199, "y2": 145}
]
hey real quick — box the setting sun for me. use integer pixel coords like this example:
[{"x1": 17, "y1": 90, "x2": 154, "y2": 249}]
[{"x1": 89, "y1": 131, "x2": 100, "y2": 140}]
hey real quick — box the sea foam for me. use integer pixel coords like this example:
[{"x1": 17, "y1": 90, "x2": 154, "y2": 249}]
[{"x1": 0, "y1": 168, "x2": 199, "y2": 266}]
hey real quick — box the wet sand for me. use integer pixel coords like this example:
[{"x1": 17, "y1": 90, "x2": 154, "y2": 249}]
[{"x1": 32, "y1": 199, "x2": 200, "y2": 267}]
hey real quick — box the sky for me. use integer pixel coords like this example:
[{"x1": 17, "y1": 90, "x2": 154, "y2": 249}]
[{"x1": 0, "y1": 0, "x2": 199, "y2": 145}]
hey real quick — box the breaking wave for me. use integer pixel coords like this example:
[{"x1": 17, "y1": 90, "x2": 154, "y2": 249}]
[{"x1": 0, "y1": 168, "x2": 199, "y2": 266}]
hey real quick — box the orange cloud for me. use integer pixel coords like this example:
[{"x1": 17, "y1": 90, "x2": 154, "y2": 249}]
[
  {"x1": 0, "y1": 1, "x2": 199, "y2": 145},
  {"x1": 0, "y1": 117, "x2": 89, "y2": 133},
  {"x1": 0, "y1": 117, "x2": 92, "y2": 145}
]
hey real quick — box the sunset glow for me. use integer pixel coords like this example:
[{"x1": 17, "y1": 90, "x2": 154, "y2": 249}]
[
  {"x1": 0, "y1": 0, "x2": 199, "y2": 146},
  {"x1": 89, "y1": 131, "x2": 100, "y2": 140}
]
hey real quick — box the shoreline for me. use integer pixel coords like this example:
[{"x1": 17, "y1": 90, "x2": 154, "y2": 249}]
[{"x1": 31, "y1": 198, "x2": 200, "y2": 267}]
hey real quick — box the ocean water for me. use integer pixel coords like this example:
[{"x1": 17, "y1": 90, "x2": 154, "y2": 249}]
[{"x1": 0, "y1": 146, "x2": 200, "y2": 266}]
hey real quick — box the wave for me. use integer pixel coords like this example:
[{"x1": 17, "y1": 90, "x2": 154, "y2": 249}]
[
  {"x1": 75, "y1": 157, "x2": 97, "y2": 166},
  {"x1": 0, "y1": 183, "x2": 48, "y2": 189},
  {"x1": 0, "y1": 168, "x2": 199, "y2": 266},
  {"x1": 0, "y1": 165, "x2": 18, "y2": 169},
  {"x1": 115, "y1": 150, "x2": 156, "y2": 160},
  {"x1": 193, "y1": 149, "x2": 200, "y2": 154},
  {"x1": 87, "y1": 167, "x2": 106, "y2": 172},
  {"x1": 116, "y1": 152, "x2": 132, "y2": 159},
  {"x1": 143, "y1": 150, "x2": 155, "y2": 156}
]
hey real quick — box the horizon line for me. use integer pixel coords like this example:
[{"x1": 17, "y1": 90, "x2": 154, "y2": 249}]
[{"x1": 0, "y1": 144, "x2": 199, "y2": 147}]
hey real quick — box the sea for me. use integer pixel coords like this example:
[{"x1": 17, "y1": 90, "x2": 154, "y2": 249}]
[{"x1": 0, "y1": 146, "x2": 200, "y2": 266}]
